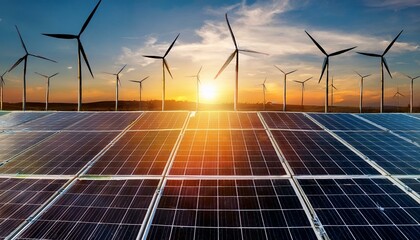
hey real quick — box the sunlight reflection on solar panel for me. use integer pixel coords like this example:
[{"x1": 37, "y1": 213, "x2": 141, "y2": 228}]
[
  {"x1": 393, "y1": 131, "x2": 420, "y2": 144},
  {"x1": 0, "y1": 178, "x2": 66, "y2": 238},
  {"x1": 358, "y1": 114, "x2": 420, "y2": 130},
  {"x1": 309, "y1": 113, "x2": 380, "y2": 131},
  {"x1": 15, "y1": 112, "x2": 90, "y2": 131},
  {"x1": 17, "y1": 179, "x2": 159, "y2": 240},
  {"x1": 130, "y1": 112, "x2": 188, "y2": 130},
  {"x1": 66, "y1": 112, "x2": 141, "y2": 130},
  {"x1": 169, "y1": 130, "x2": 286, "y2": 176},
  {"x1": 0, "y1": 112, "x2": 51, "y2": 129},
  {"x1": 187, "y1": 112, "x2": 263, "y2": 129},
  {"x1": 261, "y1": 112, "x2": 321, "y2": 130},
  {"x1": 86, "y1": 130, "x2": 180, "y2": 175}
]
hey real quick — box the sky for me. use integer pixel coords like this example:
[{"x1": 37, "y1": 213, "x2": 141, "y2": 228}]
[{"x1": 0, "y1": 0, "x2": 419, "y2": 107}]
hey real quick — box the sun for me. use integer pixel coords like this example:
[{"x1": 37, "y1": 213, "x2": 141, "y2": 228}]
[{"x1": 200, "y1": 82, "x2": 217, "y2": 102}]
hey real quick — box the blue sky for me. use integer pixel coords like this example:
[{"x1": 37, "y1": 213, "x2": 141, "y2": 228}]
[{"x1": 0, "y1": 0, "x2": 419, "y2": 107}]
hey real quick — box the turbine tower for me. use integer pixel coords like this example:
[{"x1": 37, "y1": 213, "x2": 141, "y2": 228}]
[
  {"x1": 330, "y1": 76, "x2": 338, "y2": 108},
  {"x1": 35, "y1": 72, "x2": 59, "y2": 111},
  {"x1": 129, "y1": 76, "x2": 149, "y2": 111},
  {"x1": 43, "y1": 0, "x2": 102, "y2": 111},
  {"x1": 0, "y1": 70, "x2": 6, "y2": 111},
  {"x1": 274, "y1": 66, "x2": 297, "y2": 111},
  {"x1": 215, "y1": 13, "x2": 267, "y2": 111},
  {"x1": 143, "y1": 34, "x2": 179, "y2": 111},
  {"x1": 103, "y1": 64, "x2": 126, "y2": 111},
  {"x1": 260, "y1": 78, "x2": 267, "y2": 110},
  {"x1": 293, "y1": 77, "x2": 312, "y2": 108},
  {"x1": 187, "y1": 66, "x2": 202, "y2": 111},
  {"x1": 355, "y1": 71, "x2": 371, "y2": 113},
  {"x1": 402, "y1": 73, "x2": 419, "y2": 113},
  {"x1": 305, "y1": 31, "x2": 356, "y2": 113},
  {"x1": 9, "y1": 26, "x2": 56, "y2": 111},
  {"x1": 357, "y1": 30, "x2": 403, "y2": 113}
]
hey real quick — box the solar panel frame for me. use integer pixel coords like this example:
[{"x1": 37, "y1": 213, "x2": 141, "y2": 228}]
[
  {"x1": 308, "y1": 113, "x2": 381, "y2": 131},
  {"x1": 65, "y1": 112, "x2": 142, "y2": 131},
  {"x1": 187, "y1": 111, "x2": 264, "y2": 129},
  {"x1": 168, "y1": 129, "x2": 287, "y2": 176},
  {"x1": 129, "y1": 112, "x2": 189, "y2": 130},
  {"x1": 393, "y1": 131, "x2": 420, "y2": 145},
  {"x1": 357, "y1": 113, "x2": 420, "y2": 131},
  {"x1": 297, "y1": 177, "x2": 420, "y2": 240},
  {"x1": 398, "y1": 178, "x2": 420, "y2": 195},
  {"x1": 270, "y1": 130, "x2": 380, "y2": 176},
  {"x1": 336, "y1": 131, "x2": 420, "y2": 175},
  {"x1": 260, "y1": 112, "x2": 322, "y2": 130}
]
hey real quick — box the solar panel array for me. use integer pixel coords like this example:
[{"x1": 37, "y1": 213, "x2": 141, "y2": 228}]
[{"x1": 0, "y1": 111, "x2": 418, "y2": 240}]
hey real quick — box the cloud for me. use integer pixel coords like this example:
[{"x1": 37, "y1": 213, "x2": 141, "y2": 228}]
[
  {"x1": 126, "y1": 67, "x2": 136, "y2": 73},
  {"x1": 67, "y1": 66, "x2": 73, "y2": 69}
]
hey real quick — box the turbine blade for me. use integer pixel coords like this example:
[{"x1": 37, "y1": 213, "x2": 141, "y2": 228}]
[
  {"x1": 286, "y1": 69, "x2": 298, "y2": 75},
  {"x1": 140, "y1": 76, "x2": 149, "y2": 82},
  {"x1": 29, "y1": 54, "x2": 57, "y2": 63},
  {"x1": 304, "y1": 77, "x2": 313, "y2": 82},
  {"x1": 164, "y1": 33, "x2": 180, "y2": 58},
  {"x1": 238, "y1": 49, "x2": 268, "y2": 55},
  {"x1": 214, "y1": 51, "x2": 236, "y2": 79},
  {"x1": 382, "y1": 57, "x2": 392, "y2": 78},
  {"x1": 15, "y1": 26, "x2": 28, "y2": 54},
  {"x1": 79, "y1": 41, "x2": 94, "y2": 78},
  {"x1": 357, "y1": 52, "x2": 381, "y2": 57},
  {"x1": 118, "y1": 76, "x2": 121, "y2": 86},
  {"x1": 42, "y1": 33, "x2": 77, "y2": 39},
  {"x1": 363, "y1": 74, "x2": 371, "y2": 78},
  {"x1": 354, "y1": 71, "x2": 362, "y2": 78},
  {"x1": 305, "y1": 30, "x2": 327, "y2": 56},
  {"x1": 383, "y1": 30, "x2": 403, "y2": 55},
  {"x1": 225, "y1": 13, "x2": 238, "y2": 49},
  {"x1": 263, "y1": 78, "x2": 267, "y2": 84},
  {"x1": 197, "y1": 66, "x2": 203, "y2": 75},
  {"x1": 293, "y1": 80, "x2": 301, "y2": 83},
  {"x1": 102, "y1": 72, "x2": 115, "y2": 75},
  {"x1": 399, "y1": 92, "x2": 405, "y2": 97},
  {"x1": 329, "y1": 46, "x2": 357, "y2": 56},
  {"x1": 8, "y1": 57, "x2": 25, "y2": 72},
  {"x1": 129, "y1": 80, "x2": 140, "y2": 83},
  {"x1": 274, "y1": 65, "x2": 285, "y2": 74},
  {"x1": 413, "y1": 76, "x2": 420, "y2": 80},
  {"x1": 333, "y1": 85, "x2": 338, "y2": 90},
  {"x1": 163, "y1": 59, "x2": 173, "y2": 79},
  {"x1": 35, "y1": 72, "x2": 48, "y2": 78},
  {"x1": 319, "y1": 57, "x2": 328, "y2": 83},
  {"x1": 402, "y1": 73, "x2": 412, "y2": 79},
  {"x1": 143, "y1": 55, "x2": 163, "y2": 59},
  {"x1": 80, "y1": 0, "x2": 102, "y2": 36},
  {"x1": 50, "y1": 73, "x2": 59, "y2": 78},
  {"x1": 118, "y1": 64, "x2": 127, "y2": 74}
]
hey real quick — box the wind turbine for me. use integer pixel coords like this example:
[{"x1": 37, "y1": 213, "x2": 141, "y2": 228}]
[
  {"x1": 143, "y1": 34, "x2": 180, "y2": 111},
  {"x1": 35, "y1": 72, "x2": 59, "y2": 111},
  {"x1": 43, "y1": 0, "x2": 102, "y2": 111},
  {"x1": 274, "y1": 66, "x2": 297, "y2": 111},
  {"x1": 129, "y1": 76, "x2": 149, "y2": 111},
  {"x1": 215, "y1": 13, "x2": 267, "y2": 111},
  {"x1": 357, "y1": 30, "x2": 403, "y2": 113},
  {"x1": 293, "y1": 77, "x2": 312, "y2": 108},
  {"x1": 103, "y1": 64, "x2": 126, "y2": 111},
  {"x1": 186, "y1": 66, "x2": 202, "y2": 111},
  {"x1": 8, "y1": 26, "x2": 56, "y2": 111},
  {"x1": 330, "y1": 76, "x2": 338, "y2": 108},
  {"x1": 305, "y1": 31, "x2": 356, "y2": 113},
  {"x1": 260, "y1": 78, "x2": 267, "y2": 110},
  {"x1": 402, "y1": 73, "x2": 420, "y2": 113},
  {"x1": 0, "y1": 70, "x2": 6, "y2": 111},
  {"x1": 355, "y1": 71, "x2": 371, "y2": 113},
  {"x1": 393, "y1": 87, "x2": 405, "y2": 112}
]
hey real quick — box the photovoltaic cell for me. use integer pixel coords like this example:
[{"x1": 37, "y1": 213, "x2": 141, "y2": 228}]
[
  {"x1": 358, "y1": 114, "x2": 420, "y2": 131},
  {"x1": 17, "y1": 179, "x2": 159, "y2": 240},
  {"x1": 260, "y1": 112, "x2": 322, "y2": 130},
  {"x1": 15, "y1": 112, "x2": 91, "y2": 131},
  {"x1": 0, "y1": 112, "x2": 51, "y2": 130},
  {"x1": 336, "y1": 131, "x2": 420, "y2": 175},
  {"x1": 0, "y1": 132, "x2": 54, "y2": 163},
  {"x1": 0, "y1": 178, "x2": 66, "y2": 239},
  {"x1": 0, "y1": 132, "x2": 118, "y2": 175},
  {"x1": 271, "y1": 130, "x2": 379, "y2": 175},
  {"x1": 408, "y1": 114, "x2": 420, "y2": 119},
  {"x1": 187, "y1": 112, "x2": 263, "y2": 129},
  {"x1": 298, "y1": 178, "x2": 420, "y2": 240},
  {"x1": 66, "y1": 112, "x2": 141, "y2": 131},
  {"x1": 86, "y1": 130, "x2": 180, "y2": 175},
  {"x1": 399, "y1": 178, "x2": 420, "y2": 195},
  {"x1": 146, "y1": 179, "x2": 317, "y2": 240},
  {"x1": 308, "y1": 113, "x2": 380, "y2": 131},
  {"x1": 394, "y1": 131, "x2": 420, "y2": 144},
  {"x1": 130, "y1": 112, "x2": 188, "y2": 130},
  {"x1": 0, "y1": 112, "x2": 9, "y2": 117},
  {"x1": 169, "y1": 130, "x2": 286, "y2": 176}
]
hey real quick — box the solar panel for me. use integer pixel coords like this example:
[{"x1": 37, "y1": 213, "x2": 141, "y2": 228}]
[
  {"x1": 0, "y1": 132, "x2": 118, "y2": 175},
  {"x1": 393, "y1": 131, "x2": 420, "y2": 144},
  {"x1": 399, "y1": 178, "x2": 420, "y2": 195},
  {"x1": 0, "y1": 112, "x2": 9, "y2": 117},
  {"x1": 146, "y1": 179, "x2": 318, "y2": 240},
  {"x1": 169, "y1": 130, "x2": 286, "y2": 176},
  {"x1": 86, "y1": 130, "x2": 180, "y2": 176},
  {"x1": 408, "y1": 114, "x2": 420, "y2": 119},
  {"x1": 66, "y1": 112, "x2": 141, "y2": 131},
  {"x1": 15, "y1": 112, "x2": 91, "y2": 131},
  {"x1": 336, "y1": 131, "x2": 420, "y2": 175},
  {"x1": 308, "y1": 113, "x2": 380, "y2": 131},
  {"x1": 187, "y1": 112, "x2": 263, "y2": 129},
  {"x1": 130, "y1": 112, "x2": 189, "y2": 130},
  {"x1": 298, "y1": 178, "x2": 420, "y2": 240},
  {"x1": 358, "y1": 113, "x2": 420, "y2": 131},
  {"x1": 0, "y1": 112, "x2": 51, "y2": 130},
  {"x1": 271, "y1": 130, "x2": 379, "y2": 175},
  {"x1": 17, "y1": 179, "x2": 159, "y2": 240},
  {"x1": 0, "y1": 178, "x2": 67, "y2": 238},
  {"x1": 260, "y1": 112, "x2": 322, "y2": 130},
  {"x1": 0, "y1": 132, "x2": 54, "y2": 163}
]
